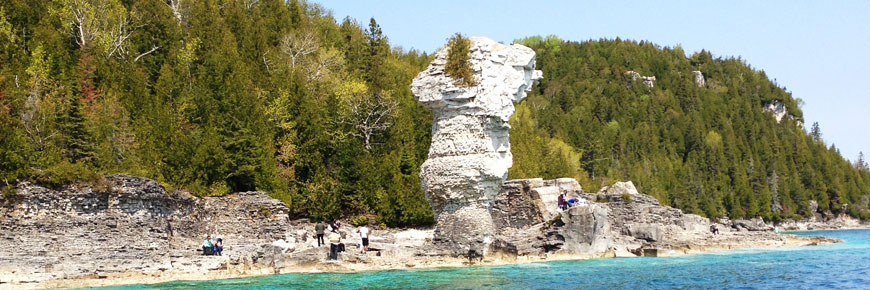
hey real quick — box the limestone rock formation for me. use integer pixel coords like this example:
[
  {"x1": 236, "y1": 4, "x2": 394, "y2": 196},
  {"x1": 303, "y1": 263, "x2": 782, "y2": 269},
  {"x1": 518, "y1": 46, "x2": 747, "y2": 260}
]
[
  {"x1": 411, "y1": 37, "x2": 542, "y2": 256},
  {"x1": 555, "y1": 205, "x2": 612, "y2": 254},
  {"x1": 762, "y1": 100, "x2": 788, "y2": 123},
  {"x1": 625, "y1": 70, "x2": 656, "y2": 88},
  {"x1": 692, "y1": 70, "x2": 706, "y2": 88},
  {"x1": 597, "y1": 181, "x2": 639, "y2": 196},
  {"x1": 0, "y1": 175, "x2": 302, "y2": 284},
  {"x1": 491, "y1": 178, "x2": 609, "y2": 257}
]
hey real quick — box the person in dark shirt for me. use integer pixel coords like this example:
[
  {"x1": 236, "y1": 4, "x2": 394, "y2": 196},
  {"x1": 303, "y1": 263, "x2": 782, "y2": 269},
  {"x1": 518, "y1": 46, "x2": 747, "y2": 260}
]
[{"x1": 315, "y1": 222, "x2": 326, "y2": 247}]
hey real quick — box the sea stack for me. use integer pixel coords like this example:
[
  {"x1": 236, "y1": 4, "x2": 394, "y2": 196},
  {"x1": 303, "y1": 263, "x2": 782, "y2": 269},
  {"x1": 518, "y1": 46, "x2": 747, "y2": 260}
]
[{"x1": 411, "y1": 37, "x2": 542, "y2": 256}]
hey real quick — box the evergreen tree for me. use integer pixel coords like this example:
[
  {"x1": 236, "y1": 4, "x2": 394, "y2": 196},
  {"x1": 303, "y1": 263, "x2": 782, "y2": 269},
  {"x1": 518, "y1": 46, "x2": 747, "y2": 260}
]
[
  {"x1": 810, "y1": 122, "x2": 822, "y2": 143},
  {"x1": 855, "y1": 152, "x2": 868, "y2": 171},
  {"x1": 60, "y1": 96, "x2": 94, "y2": 164}
]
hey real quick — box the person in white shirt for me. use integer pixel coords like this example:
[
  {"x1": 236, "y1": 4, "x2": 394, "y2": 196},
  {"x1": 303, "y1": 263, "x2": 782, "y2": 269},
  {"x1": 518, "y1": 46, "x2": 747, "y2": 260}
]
[{"x1": 356, "y1": 225, "x2": 370, "y2": 252}]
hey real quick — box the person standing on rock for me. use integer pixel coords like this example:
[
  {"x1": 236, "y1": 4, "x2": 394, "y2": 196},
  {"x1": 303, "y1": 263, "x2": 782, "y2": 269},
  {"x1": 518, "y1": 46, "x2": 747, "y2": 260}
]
[
  {"x1": 357, "y1": 225, "x2": 370, "y2": 253},
  {"x1": 558, "y1": 193, "x2": 566, "y2": 211},
  {"x1": 328, "y1": 230, "x2": 342, "y2": 260},
  {"x1": 315, "y1": 221, "x2": 327, "y2": 247}
]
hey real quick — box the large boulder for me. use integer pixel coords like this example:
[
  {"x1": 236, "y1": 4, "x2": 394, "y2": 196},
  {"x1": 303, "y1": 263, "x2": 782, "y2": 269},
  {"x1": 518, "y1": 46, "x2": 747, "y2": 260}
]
[
  {"x1": 411, "y1": 37, "x2": 541, "y2": 256},
  {"x1": 626, "y1": 223, "x2": 662, "y2": 242},
  {"x1": 557, "y1": 204, "x2": 612, "y2": 254},
  {"x1": 598, "y1": 181, "x2": 639, "y2": 196}
]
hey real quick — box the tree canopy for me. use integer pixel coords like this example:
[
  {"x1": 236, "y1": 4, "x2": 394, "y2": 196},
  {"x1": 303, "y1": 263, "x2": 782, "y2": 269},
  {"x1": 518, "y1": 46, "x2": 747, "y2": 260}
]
[
  {"x1": 1, "y1": 1, "x2": 867, "y2": 226},
  {"x1": 510, "y1": 36, "x2": 870, "y2": 220}
]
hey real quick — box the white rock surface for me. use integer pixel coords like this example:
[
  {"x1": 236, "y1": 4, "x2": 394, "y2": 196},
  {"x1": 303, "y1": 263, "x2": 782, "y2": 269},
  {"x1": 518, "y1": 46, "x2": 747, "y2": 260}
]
[
  {"x1": 692, "y1": 70, "x2": 705, "y2": 88},
  {"x1": 762, "y1": 100, "x2": 788, "y2": 123},
  {"x1": 411, "y1": 37, "x2": 542, "y2": 255},
  {"x1": 625, "y1": 71, "x2": 656, "y2": 88},
  {"x1": 598, "y1": 181, "x2": 639, "y2": 196}
]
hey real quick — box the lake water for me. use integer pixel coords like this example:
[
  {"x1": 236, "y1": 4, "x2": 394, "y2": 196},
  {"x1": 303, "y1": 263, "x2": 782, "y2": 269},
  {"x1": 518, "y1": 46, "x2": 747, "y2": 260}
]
[{"x1": 88, "y1": 229, "x2": 870, "y2": 289}]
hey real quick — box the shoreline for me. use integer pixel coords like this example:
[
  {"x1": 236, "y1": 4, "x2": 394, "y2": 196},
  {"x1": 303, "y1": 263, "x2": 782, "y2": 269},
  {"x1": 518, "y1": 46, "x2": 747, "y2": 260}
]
[
  {"x1": 8, "y1": 230, "x2": 847, "y2": 290},
  {"x1": 2, "y1": 176, "x2": 867, "y2": 290}
]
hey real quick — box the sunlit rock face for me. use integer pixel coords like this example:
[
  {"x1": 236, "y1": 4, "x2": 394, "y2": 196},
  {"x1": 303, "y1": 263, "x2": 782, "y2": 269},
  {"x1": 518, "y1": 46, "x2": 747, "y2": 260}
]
[
  {"x1": 762, "y1": 100, "x2": 788, "y2": 123},
  {"x1": 411, "y1": 37, "x2": 542, "y2": 256}
]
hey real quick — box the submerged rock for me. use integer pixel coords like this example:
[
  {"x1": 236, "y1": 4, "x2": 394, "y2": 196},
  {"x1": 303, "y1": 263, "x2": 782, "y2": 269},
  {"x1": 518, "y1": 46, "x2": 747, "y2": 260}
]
[{"x1": 411, "y1": 37, "x2": 542, "y2": 256}]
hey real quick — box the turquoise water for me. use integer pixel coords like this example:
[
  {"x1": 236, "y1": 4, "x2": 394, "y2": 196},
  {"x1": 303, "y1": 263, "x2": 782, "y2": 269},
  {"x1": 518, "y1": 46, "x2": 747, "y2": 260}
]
[{"x1": 89, "y1": 230, "x2": 870, "y2": 289}]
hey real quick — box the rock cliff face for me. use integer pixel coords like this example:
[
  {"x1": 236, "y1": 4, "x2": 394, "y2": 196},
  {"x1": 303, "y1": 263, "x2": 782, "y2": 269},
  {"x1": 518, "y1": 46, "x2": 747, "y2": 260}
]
[
  {"x1": 762, "y1": 100, "x2": 788, "y2": 123},
  {"x1": 0, "y1": 175, "x2": 302, "y2": 284},
  {"x1": 411, "y1": 37, "x2": 542, "y2": 256},
  {"x1": 0, "y1": 175, "x2": 842, "y2": 287},
  {"x1": 625, "y1": 71, "x2": 656, "y2": 88},
  {"x1": 692, "y1": 70, "x2": 705, "y2": 88}
]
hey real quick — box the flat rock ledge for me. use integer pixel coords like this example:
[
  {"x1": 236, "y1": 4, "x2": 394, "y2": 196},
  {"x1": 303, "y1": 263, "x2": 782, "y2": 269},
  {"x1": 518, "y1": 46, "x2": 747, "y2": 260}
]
[{"x1": 0, "y1": 175, "x2": 849, "y2": 289}]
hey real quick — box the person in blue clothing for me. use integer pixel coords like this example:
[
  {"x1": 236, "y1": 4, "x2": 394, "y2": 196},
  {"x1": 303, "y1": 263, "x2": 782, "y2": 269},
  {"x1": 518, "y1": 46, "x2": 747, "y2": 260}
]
[
  {"x1": 567, "y1": 197, "x2": 578, "y2": 208},
  {"x1": 202, "y1": 235, "x2": 215, "y2": 255}
]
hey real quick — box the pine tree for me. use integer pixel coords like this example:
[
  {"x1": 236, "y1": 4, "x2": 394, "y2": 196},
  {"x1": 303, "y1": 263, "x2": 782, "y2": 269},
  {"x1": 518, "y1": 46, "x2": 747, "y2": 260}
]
[
  {"x1": 856, "y1": 152, "x2": 868, "y2": 171},
  {"x1": 60, "y1": 96, "x2": 95, "y2": 164},
  {"x1": 810, "y1": 122, "x2": 822, "y2": 143},
  {"x1": 445, "y1": 33, "x2": 476, "y2": 87}
]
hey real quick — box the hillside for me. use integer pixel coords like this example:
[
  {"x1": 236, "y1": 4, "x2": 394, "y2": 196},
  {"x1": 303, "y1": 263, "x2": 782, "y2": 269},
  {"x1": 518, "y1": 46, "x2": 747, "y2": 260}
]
[
  {"x1": 509, "y1": 36, "x2": 870, "y2": 221},
  {"x1": 0, "y1": 0, "x2": 434, "y2": 226},
  {"x1": 1, "y1": 1, "x2": 868, "y2": 226}
]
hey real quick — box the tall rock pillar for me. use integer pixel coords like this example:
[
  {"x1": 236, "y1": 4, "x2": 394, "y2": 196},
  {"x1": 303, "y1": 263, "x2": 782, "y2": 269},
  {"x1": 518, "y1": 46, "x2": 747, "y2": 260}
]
[{"x1": 411, "y1": 37, "x2": 542, "y2": 256}]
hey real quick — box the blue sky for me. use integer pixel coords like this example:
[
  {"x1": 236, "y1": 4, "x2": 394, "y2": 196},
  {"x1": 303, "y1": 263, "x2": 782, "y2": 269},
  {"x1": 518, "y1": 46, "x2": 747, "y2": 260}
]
[{"x1": 316, "y1": 0, "x2": 869, "y2": 162}]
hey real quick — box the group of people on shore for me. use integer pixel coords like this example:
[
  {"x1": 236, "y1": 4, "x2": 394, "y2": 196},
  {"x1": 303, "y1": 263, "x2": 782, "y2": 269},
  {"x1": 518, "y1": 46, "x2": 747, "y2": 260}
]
[
  {"x1": 201, "y1": 234, "x2": 224, "y2": 256},
  {"x1": 314, "y1": 220, "x2": 371, "y2": 260},
  {"x1": 557, "y1": 190, "x2": 587, "y2": 210}
]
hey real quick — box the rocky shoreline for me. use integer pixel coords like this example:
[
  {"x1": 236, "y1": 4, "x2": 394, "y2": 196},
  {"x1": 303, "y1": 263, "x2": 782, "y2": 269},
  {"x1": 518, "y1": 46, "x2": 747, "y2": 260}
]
[{"x1": 0, "y1": 175, "x2": 857, "y2": 290}]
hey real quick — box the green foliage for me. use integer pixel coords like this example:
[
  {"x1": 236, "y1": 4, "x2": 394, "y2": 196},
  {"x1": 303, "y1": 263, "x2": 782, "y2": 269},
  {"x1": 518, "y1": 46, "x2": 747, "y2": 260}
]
[
  {"x1": 3, "y1": 0, "x2": 866, "y2": 227},
  {"x1": 350, "y1": 215, "x2": 368, "y2": 226},
  {"x1": 0, "y1": 0, "x2": 433, "y2": 227},
  {"x1": 29, "y1": 161, "x2": 101, "y2": 187},
  {"x1": 622, "y1": 193, "x2": 632, "y2": 203},
  {"x1": 259, "y1": 205, "x2": 272, "y2": 217},
  {"x1": 445, "y1": 33, "x2": 475, "y2": 87},
  {"x1": 510, "y1": 36, "x2": 870, "y2": 221}
]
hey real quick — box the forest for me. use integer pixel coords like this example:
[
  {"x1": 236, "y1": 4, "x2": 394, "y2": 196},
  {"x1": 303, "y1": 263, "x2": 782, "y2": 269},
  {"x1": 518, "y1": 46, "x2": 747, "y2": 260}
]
[
  {"x1": 510, "y1": 36, "x2": 870, "y2": 221},
  {"x1": 1, "y1": 0, "x2": 868, "y2": 227}
]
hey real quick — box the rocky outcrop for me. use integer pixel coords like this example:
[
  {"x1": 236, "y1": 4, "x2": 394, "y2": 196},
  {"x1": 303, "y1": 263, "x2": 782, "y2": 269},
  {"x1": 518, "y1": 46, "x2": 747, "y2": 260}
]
[
  {"x1": 0, "y1": 175, "x2": 317, "y2": 285},
  {"x1": 597, "y1": 181, "x2": 639, "y2": 196},
  {"x1": 762, "y1": 100, "x2": 788, "y2": 123},
  {"x1": 411, "y1": 37, "x2": 542, "y2": 256},
  {"x1": 732, "y1": 217, "x2": 774, "y2": 231},
  {"x1": 0, "y1": 175, "x2": 845, "y2": 288},
  {"x1": 692, "y1": 70, "x2": 705, "y2": 88},
  {"x1": 625, "y1": 71, "x2": 656, "y2": 88}
]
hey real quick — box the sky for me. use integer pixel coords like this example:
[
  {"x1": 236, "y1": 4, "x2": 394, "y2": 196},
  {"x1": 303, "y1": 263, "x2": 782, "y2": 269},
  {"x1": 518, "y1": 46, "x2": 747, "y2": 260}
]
[{"x1": 315, "y1": 0, "x2": 869, "y2": 162}]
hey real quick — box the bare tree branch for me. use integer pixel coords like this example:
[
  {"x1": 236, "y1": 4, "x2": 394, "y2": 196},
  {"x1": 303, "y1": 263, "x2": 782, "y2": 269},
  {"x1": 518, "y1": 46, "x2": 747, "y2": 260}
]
[
  {"x1": 134, "y1": 46, "x2": 159, "y2": 62},
  {"x1": 339, "y1": 93, "x2": 398, "y2": 151},
  {"x1": 280, "y1": 30, "x2": 318, "y2": 69}
]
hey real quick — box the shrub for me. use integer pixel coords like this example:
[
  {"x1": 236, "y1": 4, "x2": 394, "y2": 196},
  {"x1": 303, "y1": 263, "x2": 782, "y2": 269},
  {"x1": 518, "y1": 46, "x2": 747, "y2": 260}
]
[
  {"x1": 1, "y1": 184, "x2": 15, "y2": 199},
  {"x1": 445, "y1": 33, "x2": 476, "y2": 87},
  {"x1": 259, "y1": 205, "x2": 272, "y2": 217},
  {"x1": 622, "y1": 193, "x2": 632, "y2": 203},
  {"x1": 30, "y1": 161, "x2": 101, "y2": 187},
  {"x1": 350, "y1": 215, "x2": 368, "y2": 226}
]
